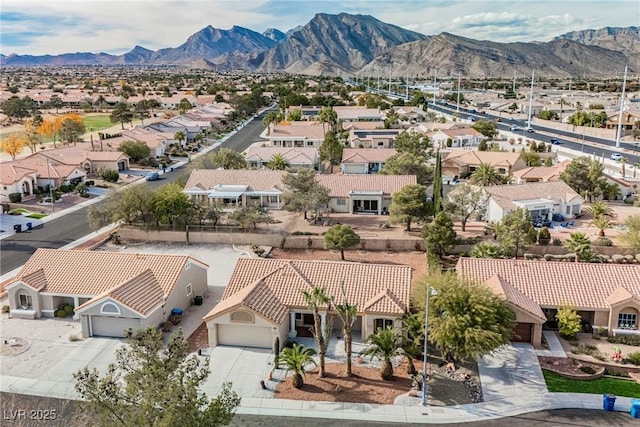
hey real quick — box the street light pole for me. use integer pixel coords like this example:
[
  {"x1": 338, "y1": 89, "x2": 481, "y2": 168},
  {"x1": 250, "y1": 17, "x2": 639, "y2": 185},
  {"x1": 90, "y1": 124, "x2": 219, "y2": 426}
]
[{"x1": 422, "y1": 286, "x2": 437, "y2": 407}]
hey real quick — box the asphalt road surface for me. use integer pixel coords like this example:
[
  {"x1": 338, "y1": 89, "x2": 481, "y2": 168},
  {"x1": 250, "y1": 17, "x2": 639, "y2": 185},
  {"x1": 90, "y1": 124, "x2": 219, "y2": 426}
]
[{"x1": 0, "y1": 109, "x2": 273, "y2": 275}]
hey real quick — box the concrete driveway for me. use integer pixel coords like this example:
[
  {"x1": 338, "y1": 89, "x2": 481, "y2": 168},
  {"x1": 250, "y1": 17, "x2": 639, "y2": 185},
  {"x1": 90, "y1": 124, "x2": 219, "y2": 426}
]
[
  {"x1": 478, "y1": 343, "x2": 547, "y2": 402},
  {"x1": 200, "y1": 346, "x2": 275, "y2": 399}
]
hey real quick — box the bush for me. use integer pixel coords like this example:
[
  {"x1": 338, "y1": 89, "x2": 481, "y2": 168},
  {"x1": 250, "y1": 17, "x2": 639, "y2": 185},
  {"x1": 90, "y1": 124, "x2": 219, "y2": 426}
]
[
  {"x1": 2, "y1": 305, "x2": 9, "y2": 314},
  {"x1": 593, "y1": 237, "x2": 613, "y2": 247},
  {"x1": 607, "y1": 335, "x2": 640, "y2": 346},
  {"x1": 626, "y1": 352, "x2": 640, "y2": 365},
  {"x1": 552, "y1": 238, "x2": 562, "y2": 246},
  {"x1": 59, "y1": 185, "x2": 71, "y2": 193},
  {"x1": 86, "y1": 180, "x2": 94, "y2": 186},
  {"x1": 537, "y1": 227, "x2": 551, "y2": 245},
  {"x1": 8, "y1": 193, "x2": 22, "y2": 203},
  {"x1": 557, "y1": 305, "x2": 582, "y2": 339},
  {"x1": 101, "y1": 169, "x2": 120, "y2": 182},
  {"x1": 580, "y1": 365, "x2": 596, "y2": 374}
]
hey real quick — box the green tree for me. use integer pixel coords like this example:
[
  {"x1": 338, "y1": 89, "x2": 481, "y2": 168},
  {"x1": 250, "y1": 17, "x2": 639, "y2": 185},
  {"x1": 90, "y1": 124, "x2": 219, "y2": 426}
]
[
  {"x1": 469, "y1": 163, "x2": 507, "y2": 186},
  {"x1": 413, "y1": 271, "x2": 515, "y2": 361},
  {"x1": 135, "y1": 100, "x2": 150, "y2": 125},
  {"x1": 286, "y1": 109, "x2": 302, "y2": 121},
  {"x1": 266, "y1": 153, "x2": 290, "y2": 170},
  {"x1": 60, "y1": 118, "x2": 86, "y2": 145},
  {"x1": 521, "y1": 152, "x2": 542, "y2": 167},
  {"x1": 323, "y1": 224, "x2": 361, "y2": 261},
  {"x1": 209, "y1": 148, "x2": 247, "y2": 170},
  {"x1": 389, "y1": 184, "x2": 431, "y2": 231},
  {"x1": 378, "y1": 152, "x2": 432, "y2": 185},
  {"x1": 228, "y1": 205, "x2": 272, "y2": 229},
  {"x1": 333, "y1": 285, "x2": 358, "y2": 377},
  {"x1": 301, "y1": 287, "x2": 331, "y2": 378},
  {"x1": 432, "y1": 150, "x2": 443, "y2": 213},
  {"x1": 151, "y1": 183, "x2": 191, "y2": 229},
  {"x1": 110, "y1": 102, "x2": 133, "y2": 130},
  {"x1": 538, "y1": 110, "x2": 558, "y2": 120},
  {"x1": 563, "y1": 232, "x2": 594, "y2": 262},
  {"x1": 119, "y1": 140, "x2": 151, "y2": 162},
  {"x1": 277, "y1": 344, "x2": 317, "y2": 389},
  {"x1": 556, "y1": 305, "x2": 582, "y2": 339},
  {"x1": 48, "y1": 94, "x2": 63, "y2": 114},
  {"x1": 179, "y1": 98, "x2": 193, "y2": 113},
  {"x1": 282, "y1": 169, "x2": 330, "y2": 220},
  {"x1": 318, "y1": 106, "x2": 338, "y2": 135},
  {"x1": 619, "y1": 215, "x2": 640, "y2": 251},
  {"x1": 422, "y1": 211, "x2": 456, "y2": 259},
  {"x1": 73, "y1": 327, "x2": 240, "y2": 427},
  {"x1": 400, "y1": 314, "x2": 424, "y2": 376},
  {"x1": 471, "y1": 120, "x2": 498, "y2": 138},
  {"x1": 262, "y1": 111, "x2": 283, "y2": 135},
  {"x1": 471, "y1": 241, "x2": 503, "y2": 258},
  {"x1": 319, "y1": 130, "x2": 343, "y2": 173},
  {"x1": 113, "y1": 184, "x2": 154, "y2": 225},
  {"x1": 174, "y1": 130, "x2": 186, "y2": 147},
  {"x1": 1, "y1": 95, "x2": 29, "y2": 121},
  {"x1": 584, "y1": 201, "x2": 614, "y2": 219},
  {"x1": 445, "y1": 184, "x2": 487, "y2": 232},
  {"x1": 393, "y1": 131, "x2": 432, "y2": 155},
  {"x1": 560, "y1": 157, "x2": 605, "y2": 201},
  {"x1": 537, "y1": 226, "x2": 551, "y2": 245},
  {"x1": 494, "y1": 208, "x2": 535, "y2": 258},
  {"x1": 362, "y1": 326, "x2": 403, "y2": 380}
]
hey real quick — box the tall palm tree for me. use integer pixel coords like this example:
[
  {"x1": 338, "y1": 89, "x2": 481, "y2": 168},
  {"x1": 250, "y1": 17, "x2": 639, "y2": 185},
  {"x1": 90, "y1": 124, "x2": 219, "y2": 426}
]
[
  {"x1": 563, "y1": 232, "x2": 592, "y2": 262},
  {"x1": 301, "y1": 287, "x2": 331, "y2": 378},
  {"x1": 583, "y1": 201, "x2": 614, "y2": 219},
  {"x1": 401, "y1": 314, "x2": 424, "y2": 376},
  {"x1": 318, "y1": 106, "x2": 337, "y2": 135},
  {"x1": 334, "y1": 283, "x2": 358, "y2": 377},
  {"x1": 277, "y1": 343, "x2": 317, "y2": 389},
  {"x1": 266, "y1": 153, "x2": 290, "y2": 170},
  {"x1": 174, "y1": 130, "x2": 186, "y2": 148},
  {"x1": 620, "y1": 157, "x2": 628, "y2": 178},
  {"x1": 362, "y1": 326, "x2": 403, "y2": 380},
  {"x1": 469, "y1": 163, "x2": 506, "y2": 186},
  {"x1": 590, "y1": 216, "x2": 611, "y2": 237}
]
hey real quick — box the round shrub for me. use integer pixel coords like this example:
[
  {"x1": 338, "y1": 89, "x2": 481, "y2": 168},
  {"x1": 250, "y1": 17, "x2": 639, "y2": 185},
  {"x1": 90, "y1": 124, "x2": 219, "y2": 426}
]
[
  {"x1": 54, "y1": 309, "x2": 66, "y2": 318},
  {"x1": 101, "y1": 169, "x2": 120, "y2": 183},
  {"x1": 8, "y1": 193, "x2": 22, "y2": 203},
  {"x1": 593, "y1": 237, "x2": 613, "y2": 247},
  {"x1": 537, "y1": 227, "x2": 551, "y2": 245},
  {"x1": 627, "y1": 352, "x2": 640, "y2": 366}
]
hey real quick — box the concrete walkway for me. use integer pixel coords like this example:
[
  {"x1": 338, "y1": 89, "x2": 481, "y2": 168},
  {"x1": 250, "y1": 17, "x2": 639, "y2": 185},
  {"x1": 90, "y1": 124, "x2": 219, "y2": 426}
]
[{"x1": 536, "y1": 331, "x2": 567, "y2": 358}]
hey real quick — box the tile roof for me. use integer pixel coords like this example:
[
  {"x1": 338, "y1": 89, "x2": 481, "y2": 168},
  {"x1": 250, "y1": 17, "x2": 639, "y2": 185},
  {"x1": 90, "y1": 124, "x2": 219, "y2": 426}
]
[
  {"x1": 457, "y1": 258, "x2": 640, "y2": 310},
  {"x1": 269, "y1": 121, "x2": 325, "y2": 140},
  {"x1": 605, "y1": 286, "x2": 638, "y2": 306},
  {"x1": 341, "y1": 148, "x2": 397, "y2": 164},
  {"x1": 316, "y1": 174, "x2": 416, "y2": 198},
  {"x1": 483, "y1": 274, "x2": 546, "y2": 322},
  {"x1": 483, "y1": 181, "x2": 582, "y2": 207},
  {"x1": 6, "y1": 249, "x2": 205, "y2": 297},
  {"x1": 184, "y1": 169, "x2": 286, "y2": 192},
  {"x1": 431, "y1": 128, "x2": 483, "y2": 138},
  {"x1": 204, "y1": 258, "x2": 412, "y2": 322},
  {"x1": 443, "y1": 150, "x2": 524, "y2": 168},
  {"x1": 244, "y1": 147, "x2": 316, "y2": 165},
  {"x1": 512, "y1": 160, "x2": 570, "y2": 182},
  {"x1": 0, "y1": 164, "x2": 37, "y2": 185}
]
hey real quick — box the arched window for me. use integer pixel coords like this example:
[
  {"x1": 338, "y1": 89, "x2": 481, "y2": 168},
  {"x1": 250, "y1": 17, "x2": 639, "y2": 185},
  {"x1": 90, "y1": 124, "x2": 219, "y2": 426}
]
[
  {"x1": 100, "y1": 302, "x2": 121, "y2": 315},
  {"x1": 230, "y1": 310, "x2": 254, "y2": 323}
]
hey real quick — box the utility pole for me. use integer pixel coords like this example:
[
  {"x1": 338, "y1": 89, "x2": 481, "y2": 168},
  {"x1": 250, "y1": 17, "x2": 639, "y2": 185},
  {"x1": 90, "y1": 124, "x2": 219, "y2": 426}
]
[
  {"x1": 615, "y1": 65, "x2": 628, "y2": 149},
  {"x1": 406, "y1": 71, "x2": 409, "y2": 101},
  {"x1": 527, "y1": 70, "x2": 534, "y2": 129},
  {"x1": 456, "y1": 72, "x2": 461, "y2": 112},
  {"x1": 512, "y1": 70, "x2": 516, "y2": 93},
  {"x1": 388, "y1": 63, "x2": 392, "y2": 96},
  {"x1": 433, "y1": 69, "x2": 438, "y2": 106}
]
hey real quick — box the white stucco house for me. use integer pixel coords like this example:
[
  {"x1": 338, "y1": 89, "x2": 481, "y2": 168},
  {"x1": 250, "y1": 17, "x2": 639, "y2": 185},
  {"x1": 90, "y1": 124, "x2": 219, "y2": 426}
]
[
  {"x1": 204, "y1": 258, "x2": 411, "y2": 350},
  {"x1": 3, "y1": 249, "x2": 208, "y2": 338}
]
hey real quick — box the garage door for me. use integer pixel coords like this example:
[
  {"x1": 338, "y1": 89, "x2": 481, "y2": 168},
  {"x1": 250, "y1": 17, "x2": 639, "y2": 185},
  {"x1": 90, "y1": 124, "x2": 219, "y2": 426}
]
[
  {"x1": 513, "y1": 323, "x2": 532, "y2": 343},
  {"x1": 217, "y1": 324, "x2": 272, "y2": 348},
  {"x1": 91, "y1": 316, "x2": 141, "y2": 337}
]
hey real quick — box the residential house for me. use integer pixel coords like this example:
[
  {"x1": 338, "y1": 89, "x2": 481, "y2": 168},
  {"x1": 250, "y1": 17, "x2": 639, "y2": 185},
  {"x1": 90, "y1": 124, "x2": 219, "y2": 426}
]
[
  {"x1": 340, "y1": 148, "x2": 397, "y2": 174},
  {"x1": 457, "y1": 257, "x2": 640, "y2": 346},
  {"x1": 204, "y1": 258, "x2": 411, "y2": 349},
  {"x1": 317, "y1": 174, "x2": 416, "y2": 214},
  {"x1": 512, "y1": 160, "x2": 570, "y2": 184},
  {"x1": 428, "y1": 128, "x2": 484, "y2": 149},
  {"x1": 483, "y1": 181, "x2": 583, "y2": 223},
  {"x1": 0, "y1": 165, "x2": 38, "y2": 202},
  {"x1": 284, "y1": 106, "x2": 322, "y2": 121},
  {"x1": 392, "y1": 106, "x2": 426, "y2": 124},
  {"x1": 183, "y1": 169, "x2": 286, "y2": 209},
  {"x1": 4, "y1": 249, "x2": 208, "y2": 338},
  {"x1": 442, "y1": 151, "x2": 527, "y2": 180},
  {"x1": 33, "y1": 146, "x2": 130, "y2": 174},
  {"x1": 334, "y1": 106, "x2": 385, "y2": 122},
  {"x1": 605, "y1": 109, "x2": 640, "y2": 133},
  {"x1": 347, "y1": 129, "x2": 401, "y2": 148},
  {"x1": 244, "y1": 147, "x2": 318, "y2": 170},
  {"x1": 260, "y1": 121, "x2": 326, "y2": 148}
]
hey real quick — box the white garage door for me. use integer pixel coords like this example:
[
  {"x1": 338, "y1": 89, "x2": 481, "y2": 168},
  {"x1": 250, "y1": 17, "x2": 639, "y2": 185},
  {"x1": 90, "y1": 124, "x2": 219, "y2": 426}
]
[
  {"x1": 217, "y1": 324, "x2": 273, "y2": 348},
  {"x1": 91, "y1": 316, "x2": 141, "y2": 337}
]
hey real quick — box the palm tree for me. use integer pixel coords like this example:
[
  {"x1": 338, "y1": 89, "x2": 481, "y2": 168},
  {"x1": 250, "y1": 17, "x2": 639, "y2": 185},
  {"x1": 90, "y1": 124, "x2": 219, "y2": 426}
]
[
  {"x1": 620, "y1": 157, "x2": 628, "y2": 178},
  {"x1": 590, "y1": 216, "x2": 612, "y2": 237},
  {"x1": 266, "y1": 153, "x2": 290, "y2": 170},
  {"x1": 174, "y1": 130, "x2": 186, "y2": 148},
  {"x1": 334, "y1": 284, "x2": 358, "y2": 377},
  {"x1": 401, "y1": 314, "x2": 424, "y2": 376},
  {"x1": 301, "y1": 287, "x2": 331, "y2": 378},
  {"x1": 318, "y1": 106, "x2": 337, "y2": 135},
  {"x1": 563, "y1": 232, "x2": 592, "y2": 262},
  {"x1": 362, "y1": 326, "x2": 403, "y2": 380},
  {"x1": 262, "y1": 111, "x2": 282, "y2": 136},
  {"x1": 583, "y1": 201, "x2": 614, "y2": 219},
  {"x1": 471, "y1": 241, "x2": 503, "y2": 259},
  {"x1": 277, "y1": 343, "x2": 317, "y2": 389},
  {"x1": 469, "y1": 163, "x2": 506, "y2": 186},
  {"x1": 385, "y1": 109, "x2": 399, "y2": 129}
]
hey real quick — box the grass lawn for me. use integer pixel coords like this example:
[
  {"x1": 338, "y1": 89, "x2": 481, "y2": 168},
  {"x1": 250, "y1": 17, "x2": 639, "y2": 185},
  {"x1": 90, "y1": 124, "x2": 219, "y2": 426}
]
[
  {"x1": 543, "y1": 369, "x2": 640, "y2": 398},
  {"x1": 8, "y1": 208, "x2": 28, "y2": 214},
  {"x1": 25, "y1": 213, "x2": 47, "y2": 219},
  {"x1": 82, "y1": 114, "x2": 113, "y2": 131}
]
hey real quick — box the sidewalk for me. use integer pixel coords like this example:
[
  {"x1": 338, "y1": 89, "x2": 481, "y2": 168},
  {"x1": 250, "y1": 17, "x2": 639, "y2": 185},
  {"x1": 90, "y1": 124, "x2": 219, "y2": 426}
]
[{"x1": 536, "y1": 331, "x2": 567, "y2": 358}]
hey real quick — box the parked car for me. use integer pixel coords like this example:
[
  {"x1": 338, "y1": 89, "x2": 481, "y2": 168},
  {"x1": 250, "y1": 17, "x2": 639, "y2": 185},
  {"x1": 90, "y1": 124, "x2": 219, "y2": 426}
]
[
  {"x1": 552, "y1": 213, "x2": 565, "y2": 222},
  {"x1": 145, "y1": 172, "x2": 160, "y2": 181},
  {"x1": 610, "y1": 153, "x2": 623, "y2": 161},
  {"x1": 550, "y1": 138, "x2": 560, "y2": 145},
  {"x1": 510, "y1": 125, "x2": 519, "y2": 131},
  {"x1": 468, "y1": 116, "x2": 476, "y2": 122}
]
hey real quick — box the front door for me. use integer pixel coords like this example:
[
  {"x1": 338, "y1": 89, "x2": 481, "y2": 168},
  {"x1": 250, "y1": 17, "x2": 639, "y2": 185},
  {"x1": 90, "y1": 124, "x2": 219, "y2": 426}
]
[{"x1": 303, "y1": 314, "x2": 314, "y2": 325}]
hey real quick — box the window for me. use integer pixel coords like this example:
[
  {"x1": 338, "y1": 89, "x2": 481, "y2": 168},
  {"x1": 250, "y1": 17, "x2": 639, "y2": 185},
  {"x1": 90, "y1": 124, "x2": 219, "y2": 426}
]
[
  {"x1": 336, "y1": 199, "x2": 346, "y2": 206},
  {"x1": 100, "y1": 302, "x2": 121, "y2": 315},
  {"x1": 230, "y1": 311, "x2": 254, "y2": 323},
  {"x1": 184, "y1": 262, "x2": 191, "y2": 271},
  {"x1": 19, "y1": 294, "x2": 32, "y2": 309},
  {"x1": 498, "y1": 168, "x2": 506, "y2": 174},
  {"x1": 374, "y1": 318, "x2": 393, "y2": 331},
  {"x1": 618, "y1": 312, "x2": 637, "y2": 329},
  {"x1": 269, "y1": 195, "x2": 279, "y2": 203},
  {"x1": 186, "y1": 283, "x2": 192, "y2": 296},
  {"x1": 566, "y1": 206, "x2": 571, "y2": 215}
]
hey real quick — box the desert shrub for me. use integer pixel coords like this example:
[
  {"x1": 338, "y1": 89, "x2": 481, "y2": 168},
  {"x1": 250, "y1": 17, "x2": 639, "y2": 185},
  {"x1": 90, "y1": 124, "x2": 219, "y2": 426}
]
[
  {"x1": 580, "y1": 365, "x2": 596, "y2": 374},
  {"x1": 607, "y1": 335, "x2": 640, "y2": 346},
  {"x1": 626, "y1": 352, "x2": 640, "y2": 365},
  {"x1": 574, "y1": 343, "x2": 599, "y2": 357},
  {"x1": 593, "y1": 237, "x2": 613, "y2": 247},
  {"x1": 524, "y1": 253, "x2": 542, "y2": 260},
  {"x1": 557, "y1": 305, "x2": 582, "y2": 339},
  {"x1": 59, "y1": 185, "x2": 71, "y2": 193},
  {"x1": 101, "y1": 169, "x2": 120, "y2": 182},
  {"x1": 605, "y1": 367, "x2": 630, "y2": 378},
  {"x1": 537, "y1": 227, "x2": 551, "y2": 245},
  {"x1": 593, "y1": 354, "x2": 606, "y2": 361},
  {"x1": 85, "y1": 180, "x2": 95, "y2": 186},
  {"x1": 2, "y1": 305, "x2": 9, "y2": 314},
  {"x1": 251, "y1": 244, "x2": 265, "y2": 257},
  {"x1": 552, "y1": 238, "x2": 562, "y2": 246},
  {"x1": 8, "y1": 193, "x2": 22, "y2": 203},
  {"x1": 54, "y1": 309, "x2": 66, "y2": 318},
  {"x1": 68, "y1": 334, "x2": 83, "y2": 342}
]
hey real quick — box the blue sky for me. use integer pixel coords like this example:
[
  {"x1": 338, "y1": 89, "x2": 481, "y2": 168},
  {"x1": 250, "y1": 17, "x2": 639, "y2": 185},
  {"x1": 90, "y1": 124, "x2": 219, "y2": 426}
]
[{"x1": 1, "y1": 0, "x2": 637, "y2": 55}]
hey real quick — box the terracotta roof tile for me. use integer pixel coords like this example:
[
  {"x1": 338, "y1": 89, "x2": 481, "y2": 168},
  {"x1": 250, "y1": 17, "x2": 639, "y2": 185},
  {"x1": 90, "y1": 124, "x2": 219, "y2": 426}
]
[
  {"x1": 483, "y1": 274, "x2": 546, "y2": 322},
  {"x1": 341, "y1": 148, "x2": 397, "y2": 163},
  {"x1": 483, "y1": 181, "x2": 582, "y2": 207},
  {"x1": 184, "y1": 169, "x2": 286, "y2": 192},
  {"x1": 458, "y1": 258, "x2": 640, "y2": 310},
  {"x1": 19, "y1": 269, "x2": 47, "y2": 292},
  {"x1": 605, "y1": 286, "x2": 638, "y2": 306},
  {"x1": 205, "y1": 258, "x2": 411, "y2": 321},
  {"x1": 316, "y1": 175, "x2": 416, "y2": 198}
]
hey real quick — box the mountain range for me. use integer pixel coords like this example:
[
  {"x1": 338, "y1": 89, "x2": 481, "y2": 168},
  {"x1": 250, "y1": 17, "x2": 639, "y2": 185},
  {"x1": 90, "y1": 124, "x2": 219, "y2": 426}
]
[{"x1": 0, "y1": 13, "x2": 636, "y2": 77}]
